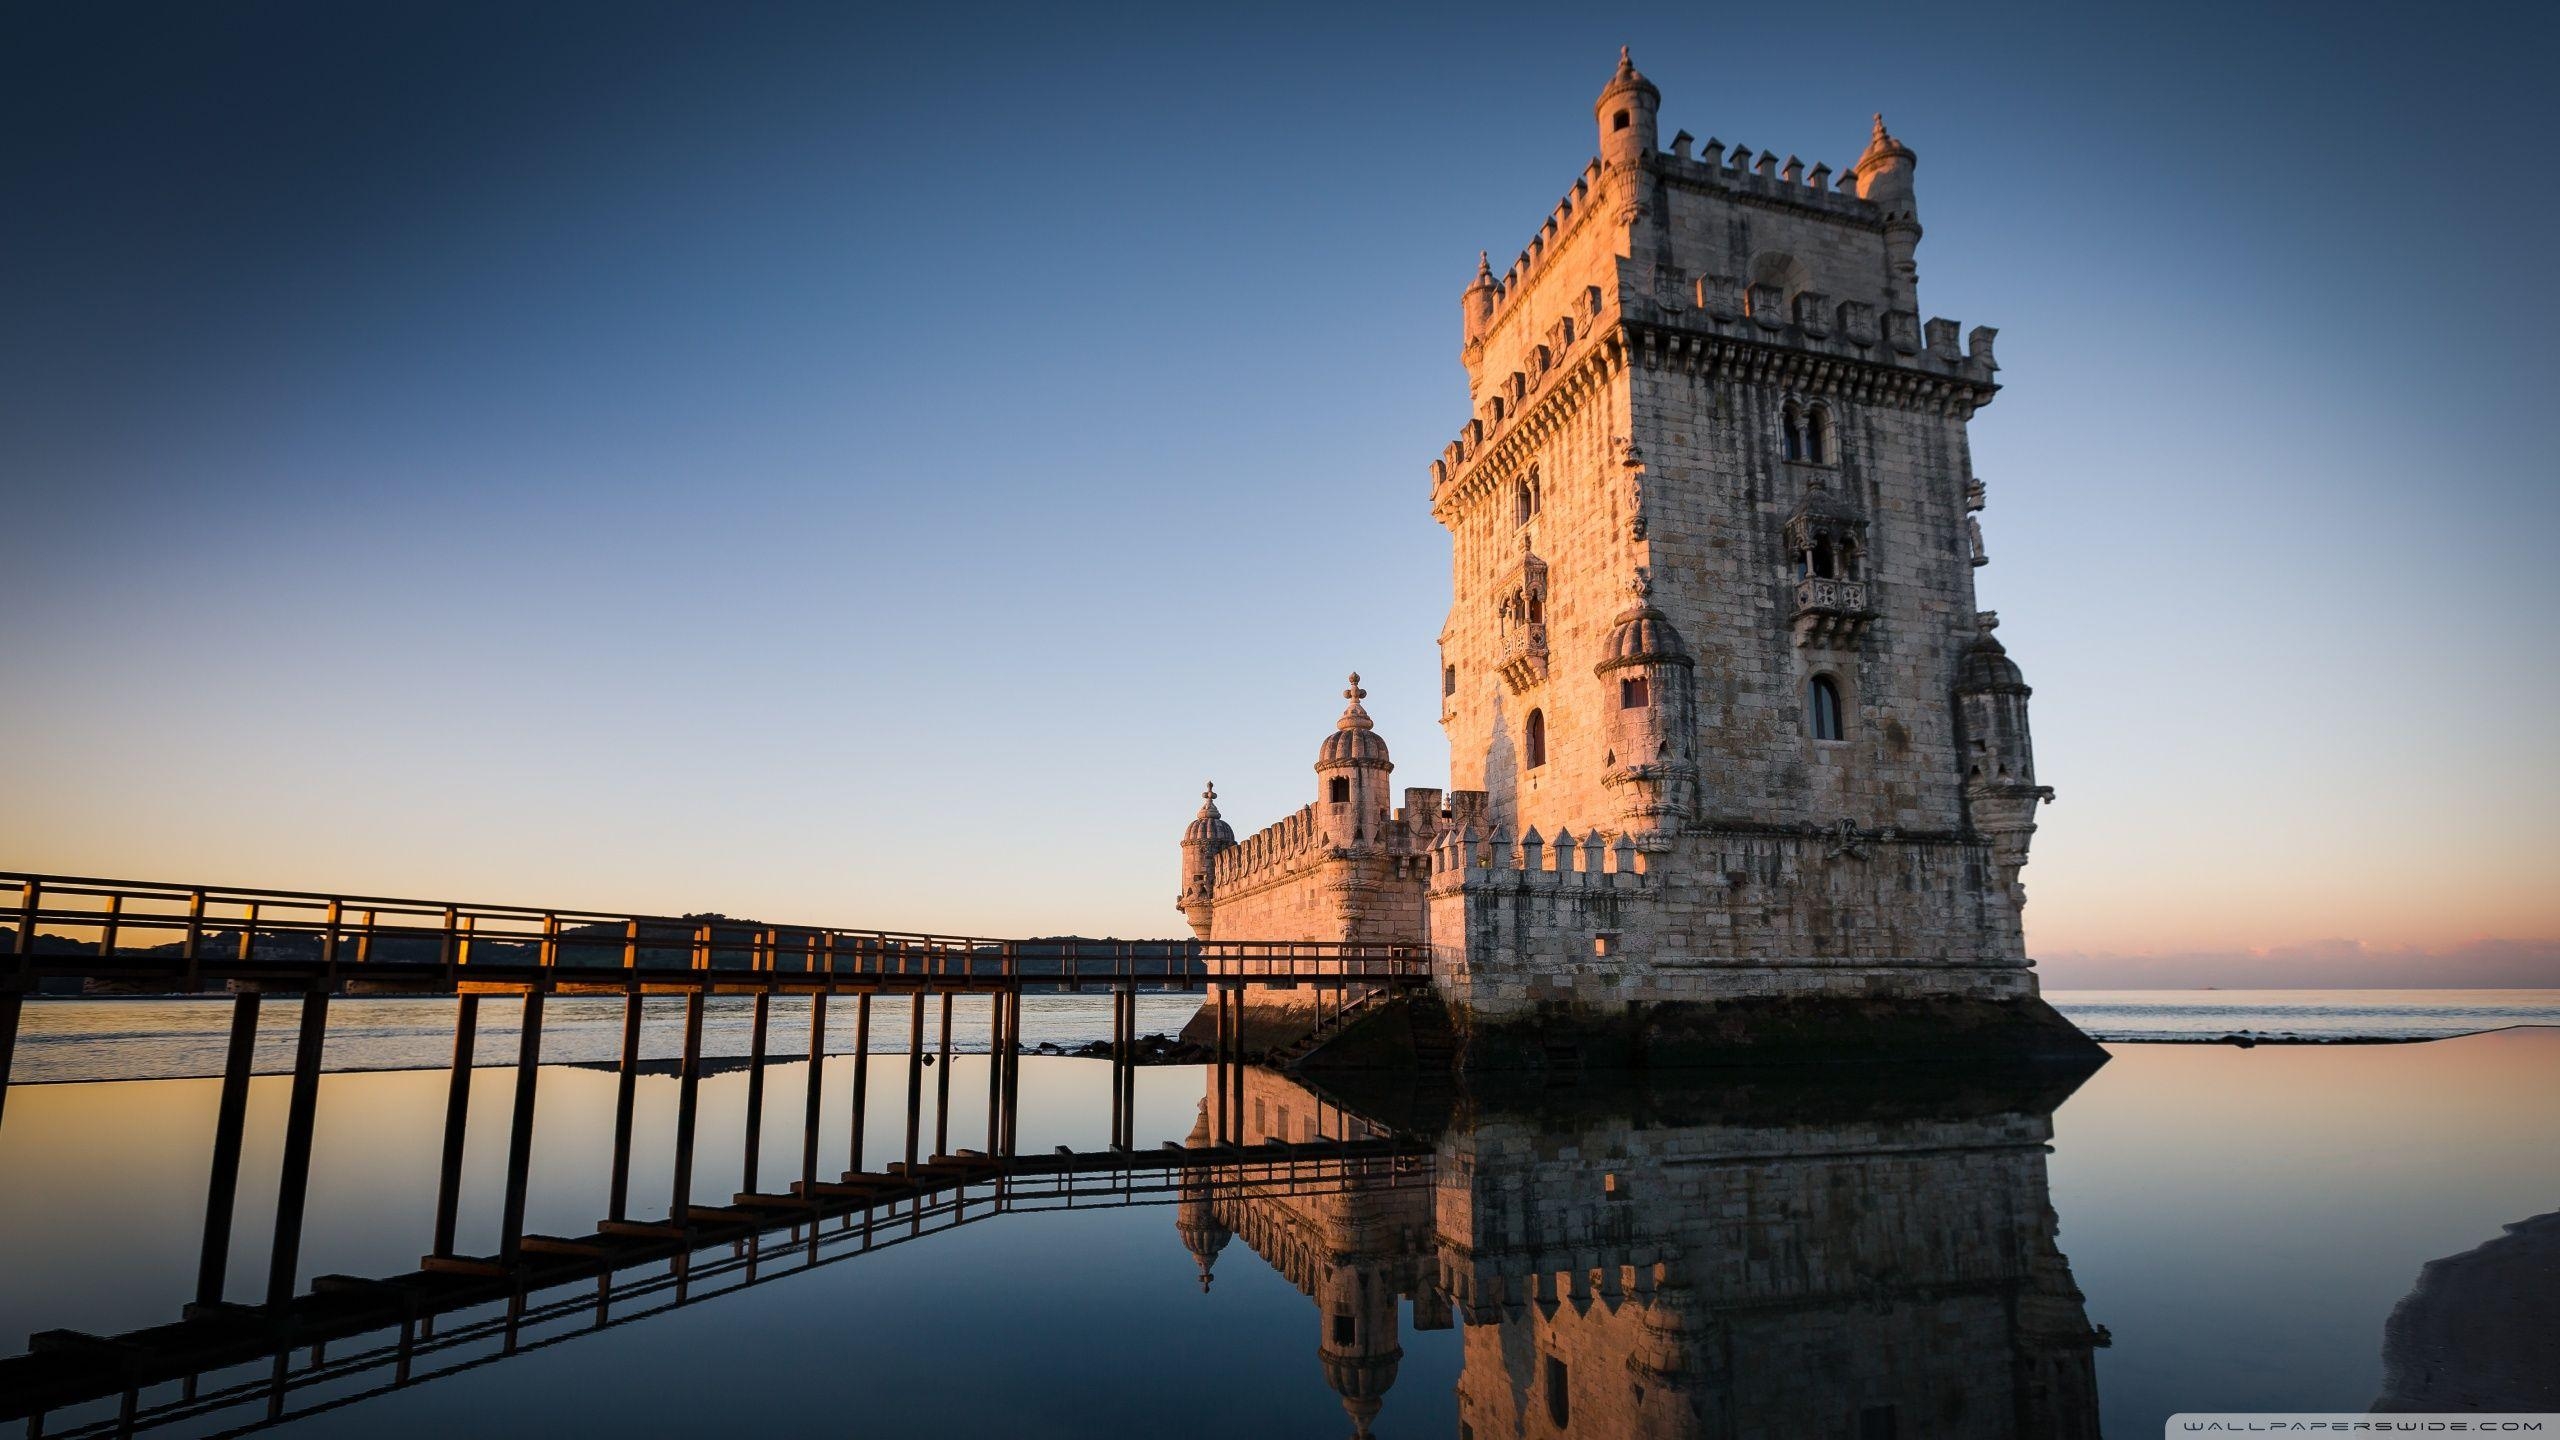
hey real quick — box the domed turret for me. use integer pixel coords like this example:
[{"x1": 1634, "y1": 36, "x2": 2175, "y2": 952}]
[
  {"x1": 1461, "y1": 250, "x2": 1500, "y2": 353},
  {"x1": 1955, "y1": 614, "x2": 2030, "y2": 695},
  {"x1": 1315, "y1": 674, "x2": 1395, "y2": 848},
  {"x1": 1850, "y1": 113, "x2": 1922, "y2": 291},
  {"x1": 1177, "y1": 781, "x2": 1235, "y2": 940},
  {"x1": 1955, "y1": 612, "x2": 2052, "y2": 908},
  {"x1": 1595, "y1": 46, "x2": 1660, "y2": 176},
  {"x1": 1596, "y1": 571, "x2": 1700, "y2": 841}
]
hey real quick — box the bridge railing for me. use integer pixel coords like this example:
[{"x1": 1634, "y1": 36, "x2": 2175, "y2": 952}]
[{"x1": 0, "y1": 871, "x2": 1430, "y2": 991}]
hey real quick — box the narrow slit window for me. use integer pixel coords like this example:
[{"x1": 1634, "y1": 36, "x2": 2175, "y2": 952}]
[
  {"x1": 1525, "y1": 709, "x2": 1547, "y2": 769},
  {"x1": 1546, "y1": 1356, "x2": 1571, "y2": 1427}
]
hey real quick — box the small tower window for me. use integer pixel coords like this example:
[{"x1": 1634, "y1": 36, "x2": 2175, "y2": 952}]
[
  {"x1": 1612, "y1": 110, "x2": 1630, "y2": 131},
  {"x1": 1443, "y1": 664, "x2": 1457, "y2": 696},
  {"x1": 1619, "y1": 675, "x2": 1649, "y2": 709},
  {"x1": 1525, "y1": 709, "x2": 1547, "y2": 769},
  {"x1": 1807, "y1": 403, "x2": 1835, "y2": 464},
  {"x1": 1328, "y1": 776, "x2": 1351, "y2": 804},
  {"x1": 1808, "y1": 676, "x2": 1845, "y2": 741},
  {"x1": 1514, "y1": 471, "x2": 1540, "y2": 526},
  {"x1": 1545, "y1": 1356, "x2": 1571, "y2": 1427},
  {"x1": 1782, "y1": 400, "x2": 1808, "y2": 462}
]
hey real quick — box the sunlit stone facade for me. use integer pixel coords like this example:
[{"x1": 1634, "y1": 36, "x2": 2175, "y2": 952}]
[{"x1": 1183, "y1": 53, "x2": 2089, "y2": 1065}]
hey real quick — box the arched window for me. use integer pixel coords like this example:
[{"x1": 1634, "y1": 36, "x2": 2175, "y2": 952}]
[
  {"x1": 1808, "y1": 676, "x2": 1844, "y2": 741},
  {"x1": 1781, "y1": 401, "x2": 1807, "y2": 462},
  {"x1": 1328, "y1": 776, "x2": 1351, "y2": 804},
  {"x1": 1524, "y1": 709, "x2": 1547, "y2": 769},
  {"x1": 1812, "y1": 539, "x2": 1835, "y2": 579},
  {"x1": 1806, "y1": 403, "x2": 1834, "y2": 464},
  {"x1": 1514, "y1": 471, "x2": 1540, "y2": 526}
]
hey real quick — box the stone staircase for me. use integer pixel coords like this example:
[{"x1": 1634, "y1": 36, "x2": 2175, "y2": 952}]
[{"x1": 1275, "y1": 987, "x2": 1460, "y2": 1073}]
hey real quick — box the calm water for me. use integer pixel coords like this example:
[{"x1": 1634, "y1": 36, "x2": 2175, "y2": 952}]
[
  {"x1": 16, "y1": 990, "x2": 2559, "y2": 1084},
  {"x1": 2, "y1": 1019, "x2": 2555, "y2": 1436}
]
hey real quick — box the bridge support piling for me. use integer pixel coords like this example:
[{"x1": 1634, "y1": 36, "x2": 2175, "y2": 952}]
[
  {"x1": 194, "y1": 990, "x2": 261, "y2": 1305},
  {"x1": 1228, "y1": 985, "x2": 1244, "y2": 1140},
  {"x1": 800, "y1": 992, "x2": 827, "y2": 1190},
  {"x1": 498, "y1": 992, "x2": 544, "y2": 1265},
  {"x1": 431, "y1": 995, "x2": 478, "y2": 1257},
  {"x1": 933, "y1": 993, "x2": 952, "y2": 1158},
  {"x1": 265, "y1": 989, "x2": 329, "y2": 1308},
  {"x1": 903, "y1": 993, "x2": 925, "y2": 1170},
  {"x1": 1000, "y1": 989, "x2": 1021, "y2": 1156},
  {"x1": 0, "y1": 989, "x2": 20, "y2": 1132},
  {"x1": 608, "y1": 993, "x2": 641, "y2": 1222},
  {"x1": 849, "y1": 994, "x2": 871, "y2": 1174},
  {"x1": 741, "y1": 991, "x2": 770, "y2": 1194},
  {"x1": 984, "y1": 990, "x2": 1003, "y2": 1153},
  {"x1": 670, "y1": 992, "x2": 704, "y2": 1219}
]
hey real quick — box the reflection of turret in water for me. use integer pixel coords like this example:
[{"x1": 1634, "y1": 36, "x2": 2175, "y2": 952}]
[
  {"x1": 1180, "y1": 1064, "x2": 2104, "y2": 1438},
  {"x1": 1173, "y1": 1101, "x2": 1230, "y2": 1292}
]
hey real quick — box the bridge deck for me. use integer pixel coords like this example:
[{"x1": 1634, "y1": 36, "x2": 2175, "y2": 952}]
[{"x1": 3, "y1": 871, "x2": 1433, "y2": 994}]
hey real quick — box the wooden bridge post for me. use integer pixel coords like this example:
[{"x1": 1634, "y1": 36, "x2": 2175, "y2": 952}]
[
  {"x1": 431, "y1": 995, "x2": 479, "y2": 1256},
  {"x1": 741, "y1": 989, "x2": 771, "y2": 1193},
  {"x1": 498, "y1": 992, "x2": 545, "y2": 1264},
  {"x1": 669, "y1": 991, "x2": 705, "y2": 1219},
  {"x1": 193, "y1": 990, "x2": 260, "y2": 1305},
  {"x1": 902, "y1": 992, "x2": 926, "y2": 1170},
  {"x1": 0, "y1": 989, "x2": 18, "y2": 1133},
  {"x1": 800, "y1": 991, "x2": 827, "y2": 1190},
  {"x1": 933, "y1": 991, "x2": 953, "y2": 1159},
  {"x1": 984, "y1": 988, "x2": 1004, "y2": 1153},
  {"x1": 265, "y1": 988, "x2": 329, "y2": 1307},
  {"x1": 1000, "y1": 987, "x2": 1021, "y2": 1156},
  {"x1": 849, "y1": 993, "x2": 872, "y2": 1174},
  {"x1": 608, "y1": 991, "x2": 642, "y2": 1222}
]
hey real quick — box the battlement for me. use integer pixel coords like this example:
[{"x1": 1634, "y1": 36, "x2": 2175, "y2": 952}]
[
  {"x1": 1427, "y1": 824, "x2": 1654, "y2": 894},
  {"x1": 1473, "y1": 159, "x2": 1605, "y2": 351},
  {"x1": 1657, "y1": 134, "x2": 1877, "y2": 218},
  {"x1": 1212, "y1": 802, "x2": 1323, "y2": 890}
]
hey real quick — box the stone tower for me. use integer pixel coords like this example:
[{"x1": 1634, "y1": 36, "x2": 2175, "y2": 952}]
[
  {"x1": 1186, "y1": 52, "x2": 2095, "y2": 1067},
  {"x1": 1418, "y1": 51, "x2": 2090, "y2": 1065}
]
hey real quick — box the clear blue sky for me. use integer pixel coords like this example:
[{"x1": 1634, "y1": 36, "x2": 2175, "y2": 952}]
[{"x1": 4, "y1": 1, "x2": 2554, "y2": 980}]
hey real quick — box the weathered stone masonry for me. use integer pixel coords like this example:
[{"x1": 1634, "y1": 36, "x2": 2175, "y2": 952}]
[{"x1": 1182, "y1": 52, "x2": 2091, "y2": 1066}]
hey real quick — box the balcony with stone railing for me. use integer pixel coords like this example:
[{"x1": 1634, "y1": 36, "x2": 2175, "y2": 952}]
[
  {"x1": 1791, "y1": 576, "x2": 1873, "y2": 648},
  {"x1": 1497, "y1": 622, "x2": 1549, "y2": 692}
]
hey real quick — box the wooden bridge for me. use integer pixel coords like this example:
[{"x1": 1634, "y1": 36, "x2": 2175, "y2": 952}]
[{"x1": 0, "y1": 870, "x2": 1435, "y2": 1435}]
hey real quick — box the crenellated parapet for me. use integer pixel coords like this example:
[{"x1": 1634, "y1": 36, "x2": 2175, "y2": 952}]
[
  {"x1": 1210, "y1": 801, "x2": 1326, "y2": 892},
  {"x1": 1426, "y1": 824, "x2": 1656, "y2": 896}
]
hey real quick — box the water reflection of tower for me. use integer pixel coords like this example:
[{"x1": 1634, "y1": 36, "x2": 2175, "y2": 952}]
[
  {"x1": 1190, "y1": 1070, "x2": 1445, "y2": 1438},
  {"x1": 1182, "y1": 1067, "x2": 2104, "y2": 1439},
  {"x1": 1175, "y1": 1100, "x2": 1231, "y2": 1291}
]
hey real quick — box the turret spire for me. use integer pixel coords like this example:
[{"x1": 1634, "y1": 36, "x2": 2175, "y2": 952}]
[{"x1": 1337, "y1": 672, "x2": 1373, "y2": 731}]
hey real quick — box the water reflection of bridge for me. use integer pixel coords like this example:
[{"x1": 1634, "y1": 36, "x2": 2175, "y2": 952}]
[{"x1": 1, "y1": 1137, "x2": 1430, "y2": 1437}]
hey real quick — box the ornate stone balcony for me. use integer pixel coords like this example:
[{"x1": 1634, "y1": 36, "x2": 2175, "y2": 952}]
[
  {"x1": 1497, "y1": 622, "x2": 1549, "y2": 692},
  {"x1": 1791, "y1": 576, "x2": 1873, "y2": 648}
]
